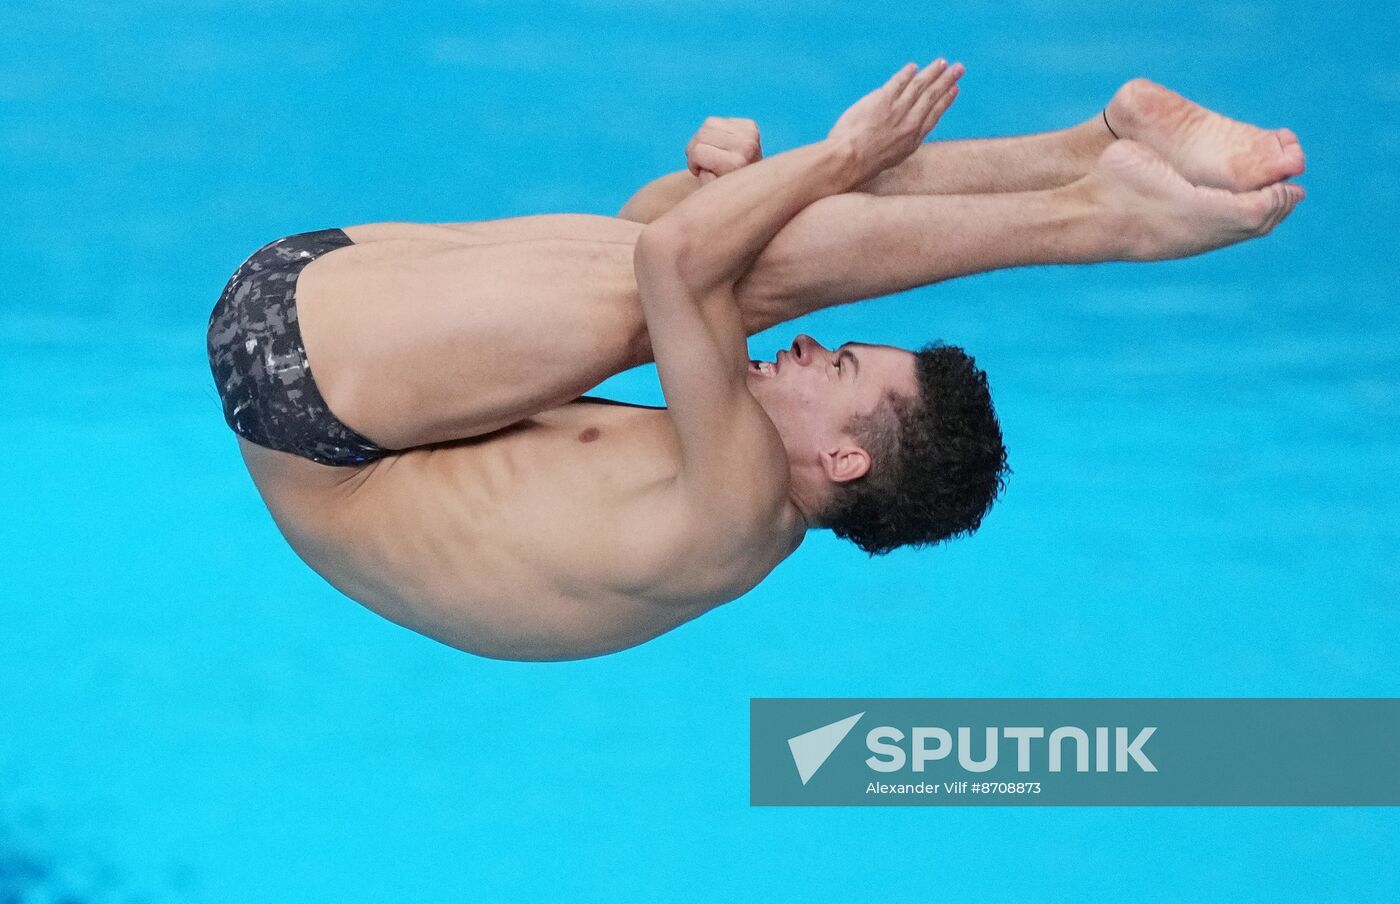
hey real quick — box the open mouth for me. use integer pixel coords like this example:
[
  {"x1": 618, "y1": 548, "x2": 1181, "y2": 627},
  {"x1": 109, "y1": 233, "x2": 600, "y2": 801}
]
[{"x1": 748, "y1": 358, "x2": 778, "y2": 377}]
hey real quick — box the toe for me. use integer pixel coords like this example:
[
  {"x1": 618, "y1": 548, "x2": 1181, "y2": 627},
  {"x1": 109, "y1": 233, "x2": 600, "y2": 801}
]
[
  {"x1": 1276, "y1": 129, "x2": 1307, "y2": 176},
  {"x1": 1233, "y1": 192, "x2": 1269, "y2": 231},
  {"x1": 1245, "y1": 132, "x2": 1306, "y2": 187},
  {"x1": 1256, "y1": 190, "x2": 1285, "y2": 235},
  {"x1": 1284, "y1": 137, "x2": 1306, "y2": 175},
  {"x1": 1260, "y1": 183, "x2": 1303, "y2": 235},
  {"x1": 1233, "y1": 184, "x2": 1284, "y2": 233}
]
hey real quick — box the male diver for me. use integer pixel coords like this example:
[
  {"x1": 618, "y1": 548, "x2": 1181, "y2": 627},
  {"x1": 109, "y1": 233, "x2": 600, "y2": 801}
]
[{"x1": 208, "y1": 63, "x2": 1304, "y2": 659}]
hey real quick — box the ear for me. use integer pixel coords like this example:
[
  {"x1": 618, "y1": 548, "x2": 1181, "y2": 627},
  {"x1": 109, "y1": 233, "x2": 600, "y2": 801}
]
[{"x1": 821, "y1": 443, "x2": 872, "y2": 484}]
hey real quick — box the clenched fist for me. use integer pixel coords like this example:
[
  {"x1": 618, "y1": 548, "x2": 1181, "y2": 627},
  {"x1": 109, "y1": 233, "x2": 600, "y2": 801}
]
[{"x1": 686, "y1": 116, "x2": 763, "y2": 185}]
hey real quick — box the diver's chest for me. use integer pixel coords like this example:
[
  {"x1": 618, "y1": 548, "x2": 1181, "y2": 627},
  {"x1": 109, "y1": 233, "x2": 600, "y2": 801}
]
[{"x1": 498, "y1": 405, "x2": 679, "y2": 489}]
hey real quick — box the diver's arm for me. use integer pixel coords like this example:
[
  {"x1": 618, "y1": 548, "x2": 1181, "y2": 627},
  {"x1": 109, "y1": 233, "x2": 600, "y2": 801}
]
[
  {"x1": 647, "y1": 60, "x2": 960, "y2": 297},
  {"x1": 632, "y1": 61, "x2": 962, "y2": 490},
  {"x1": 618, "y1": 116, "x2": 765, "y2": 223},
  {"x1": 618, "y1": 171, "x2": 701, "y2": 224}
]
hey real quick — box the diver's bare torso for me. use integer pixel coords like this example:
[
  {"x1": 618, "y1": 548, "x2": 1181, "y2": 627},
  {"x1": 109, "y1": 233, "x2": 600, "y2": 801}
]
[{"x1": 240, "y1": 398, "x2": 805, "y2": 661}]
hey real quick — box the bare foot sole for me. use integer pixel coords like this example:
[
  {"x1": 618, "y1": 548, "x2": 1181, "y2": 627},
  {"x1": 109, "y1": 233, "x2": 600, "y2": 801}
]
[
  {"x1": 1105, "y1": 78, "x2": 1306, "y2": 192},
  {"x1": 1084, "y1": 140, "x2": 1304, "y2": 261}
]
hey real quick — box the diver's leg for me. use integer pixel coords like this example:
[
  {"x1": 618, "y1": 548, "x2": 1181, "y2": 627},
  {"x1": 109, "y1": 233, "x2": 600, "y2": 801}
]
[
  {"x1": 334, "y1": 215, "x2": 642, "y2": 245},
  {"x1": 861, "y1": 78, "x2": 1304, "y2": 196},
  {"x1": 616, "y1": 119, "x2": 1115, "y2": 218},
  {"x1": 734, "y1": 141, "x2": 1303, "y2": 329},
  {"x1": 861, "y1": 117, "x2": 1113, "y2": 195}
]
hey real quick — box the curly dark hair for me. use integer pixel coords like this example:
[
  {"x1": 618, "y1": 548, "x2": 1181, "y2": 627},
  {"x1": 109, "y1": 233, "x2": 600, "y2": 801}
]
[{"x1": 820, "y1": 343, "x2": 1009, "y2": 555}]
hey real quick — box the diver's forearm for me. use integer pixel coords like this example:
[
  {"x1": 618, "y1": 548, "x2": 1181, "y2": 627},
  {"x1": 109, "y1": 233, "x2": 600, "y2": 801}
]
[
  {"x1": 648, "y1": 139, "x2": 859, "y2": 295},
  {"x1": 618, "y1": 171, "x2": 700, "y2": 223}
]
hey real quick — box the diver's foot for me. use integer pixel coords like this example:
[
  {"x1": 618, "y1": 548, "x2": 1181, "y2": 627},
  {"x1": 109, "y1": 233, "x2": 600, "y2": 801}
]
[
  {"x1": 1082, "y1": 140, "x2": 1304, "y2": 261},
  {"x1": 1104, "y1": 78, "x2": 1306, "y2": 192}
]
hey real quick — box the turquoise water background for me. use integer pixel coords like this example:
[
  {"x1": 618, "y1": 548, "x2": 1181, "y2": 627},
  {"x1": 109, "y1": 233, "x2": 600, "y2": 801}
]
[{"x1": 3, "y1": 1, "x2": 1397, "y2": 900}]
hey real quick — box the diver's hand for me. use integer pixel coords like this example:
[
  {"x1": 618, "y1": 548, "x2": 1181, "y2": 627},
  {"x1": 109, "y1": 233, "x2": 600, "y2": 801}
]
[
  {"x1": 827, "y1": 59, "x2": 963, "y2": 180},
  {"x1": 686, "y1": 116, "x2": 763, "y2": 186}
]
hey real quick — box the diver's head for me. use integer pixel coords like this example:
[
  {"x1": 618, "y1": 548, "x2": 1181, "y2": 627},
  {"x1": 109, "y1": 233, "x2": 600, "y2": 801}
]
[{"x1": 747, "y1": 335, "x2": 1009, "y2": 555}]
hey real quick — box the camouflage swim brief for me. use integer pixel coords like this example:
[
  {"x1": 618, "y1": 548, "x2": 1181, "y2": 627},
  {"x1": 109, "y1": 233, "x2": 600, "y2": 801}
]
[{"x1": 207, "y1": 228, "x2": 389, "y2": 467}]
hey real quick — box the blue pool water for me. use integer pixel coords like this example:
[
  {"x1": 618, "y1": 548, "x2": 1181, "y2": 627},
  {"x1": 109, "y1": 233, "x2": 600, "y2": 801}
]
[{"x1": 3, "y1": 1, "x2": 1397, "y2": 900}]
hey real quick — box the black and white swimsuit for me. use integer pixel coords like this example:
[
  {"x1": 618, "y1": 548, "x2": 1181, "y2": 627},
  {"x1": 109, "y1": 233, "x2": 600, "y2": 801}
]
[{"x1": 206, "y1": 228, "x2": 389, "y2": 467}]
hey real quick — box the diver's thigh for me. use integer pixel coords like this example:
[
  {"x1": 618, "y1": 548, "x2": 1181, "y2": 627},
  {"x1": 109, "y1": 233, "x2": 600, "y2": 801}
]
[
  {"x1": 342, "y1": 214, "x2": 643, "y2": 246},
  {"x1": 295, "y1": 226, "x2": 647, "y2": 449}
]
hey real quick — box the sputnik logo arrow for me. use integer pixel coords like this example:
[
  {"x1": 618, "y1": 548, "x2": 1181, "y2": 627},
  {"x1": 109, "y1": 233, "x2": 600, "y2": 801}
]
[{"x1": 787, "y1": 712, "x2": 865, "y2": 785}]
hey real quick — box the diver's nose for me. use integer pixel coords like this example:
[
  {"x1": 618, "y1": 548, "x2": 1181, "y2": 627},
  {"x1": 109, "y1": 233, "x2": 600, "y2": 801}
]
[{"x1": 791, "y1": 334, "x2": 825, "y2": 365}]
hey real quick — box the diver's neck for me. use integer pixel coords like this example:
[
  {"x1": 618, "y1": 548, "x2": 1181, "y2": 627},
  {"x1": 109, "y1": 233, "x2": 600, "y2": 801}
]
[{"x1": 786, "y1": 460, "x2": 832, "y2": 529}]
